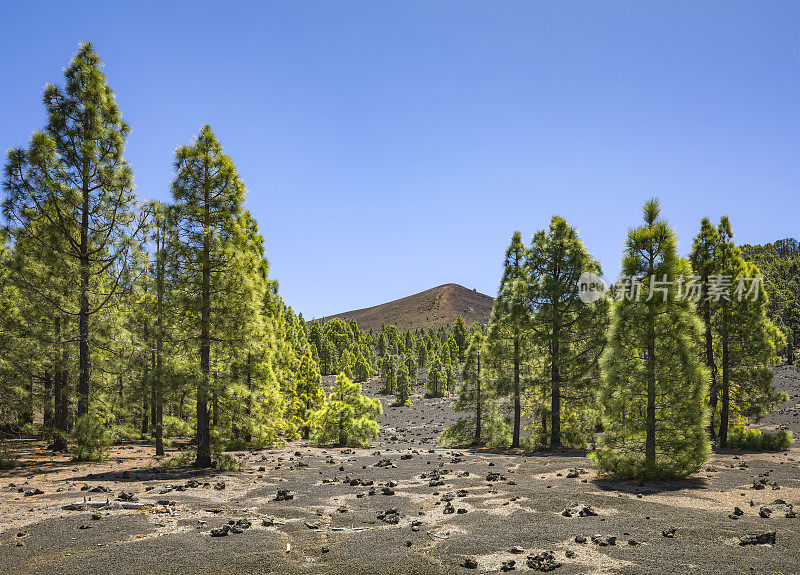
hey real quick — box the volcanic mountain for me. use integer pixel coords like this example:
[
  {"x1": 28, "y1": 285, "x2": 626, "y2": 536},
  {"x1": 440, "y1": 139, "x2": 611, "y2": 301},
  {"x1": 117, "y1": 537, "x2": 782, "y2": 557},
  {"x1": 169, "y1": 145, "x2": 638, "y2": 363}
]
[{"x1": 317, "y1": 283, "x2": 494, "y2": 332}]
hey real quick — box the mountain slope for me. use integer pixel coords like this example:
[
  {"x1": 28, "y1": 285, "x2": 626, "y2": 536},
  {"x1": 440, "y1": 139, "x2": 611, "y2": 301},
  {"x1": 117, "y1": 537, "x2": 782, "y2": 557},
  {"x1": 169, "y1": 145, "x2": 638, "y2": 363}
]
[{"x1": 317, "y1": 283, "x2": 494, "y2": 332}]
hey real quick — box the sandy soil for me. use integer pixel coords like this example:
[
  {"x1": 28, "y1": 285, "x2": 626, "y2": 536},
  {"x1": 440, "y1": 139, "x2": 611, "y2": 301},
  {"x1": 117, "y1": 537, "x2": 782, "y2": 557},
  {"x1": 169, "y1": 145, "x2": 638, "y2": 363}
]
[{"x1": 1, "y1": 366, "x2": 799, "y2": 574}]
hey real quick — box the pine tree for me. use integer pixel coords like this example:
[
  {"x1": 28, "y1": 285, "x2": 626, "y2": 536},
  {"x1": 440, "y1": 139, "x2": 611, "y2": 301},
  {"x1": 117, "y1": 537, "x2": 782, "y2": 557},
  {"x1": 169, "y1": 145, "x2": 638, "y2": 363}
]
[
  {"x1": 169, "y1": 125, "x2": 249, "y2": 467},
  {"x1": 453, "y1": 315, "x2": 468, "y2": 362},
  {"x1": 380, "y1": 353, "x2": 396, "y2": 394},
  {"x1": 312, "y1": 373, "x2": 382, "y2": 446},
  {"x1": 690, "y1": 218, "x2": 720, "y2": 439},
  {"x1": 395, "y1": 364, "x2": 411, "y2": 406},
  {"x1": 712, "y1": 217, "x2": 786, "y2": 447},
  {"x1": 354, "y1": 353, "x2": 370, "y2": 383},
  {"x1": 377, "y1": 332, "x2": 388, "y2": 357},
  {"x1": 405, "y1": 353, "x2": 417, "y2": 388},
  {"x1": 526, "y1": 216, "x2": 607, "y2": 449},
  {"x1": 441, "y1": 332, "x2": 509, "y2": 447},
  {"x1": 426, "y1": 355, "x2": 445, "y2": 398},
  {"x1": 294, "y1": 352, "x2": 325, "y2": 439},
  {"x1": 3, "y1": 43, "x2": 144, "y2": 418},
  {"x1": 417, "y1": 337, "x2": 429, "y2": 367},
  {"x1": 593, "y1": 200, "x2": 710, "y2": 479},
  {"x1": 486, "y1": 232, "x2": 529, "y2": 448}
]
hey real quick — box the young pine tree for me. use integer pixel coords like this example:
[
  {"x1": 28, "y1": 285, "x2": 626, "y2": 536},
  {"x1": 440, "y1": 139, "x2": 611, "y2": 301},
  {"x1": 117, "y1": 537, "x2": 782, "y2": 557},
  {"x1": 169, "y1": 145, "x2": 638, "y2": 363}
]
[
  {"x1": 593, "y1": 200, "x2": 710, "y2": 479},
  {"x1": 312, "y1": 373, "x2": 382, "y2": 446},
  {"x1": 405, "y1": 353, "x2": 417, "y2": 388},
  {"x1": 426, "y1": 355, "x2": 445, "y2": 398},
  {"x1": 690, "y1": 218, "x2": 720, "y2": 439},
  {"x1": 453, "y1": 315, "x2": 468, "y2": 362},
  {"x1": 354, "y1": 353, "x2": 370, "y2": 383},
  {"x1": 395, "y1": 364, "x2": 411, "y2": 406},
  {"x1": 380, "y1": 353, "x2": 396, "y2": 394},
  {"x1": 294, "y1": 352, "x2": 325, "y2": 439},
  {"x1": 712, "y1": 217, "x2": 785, "y2": 447},
  {"x1": 441, "y1": 332, "x2": 509, "y2": 447},
  {"x1": 486, "y1": 232, "x2": 530, "y2": 448}
]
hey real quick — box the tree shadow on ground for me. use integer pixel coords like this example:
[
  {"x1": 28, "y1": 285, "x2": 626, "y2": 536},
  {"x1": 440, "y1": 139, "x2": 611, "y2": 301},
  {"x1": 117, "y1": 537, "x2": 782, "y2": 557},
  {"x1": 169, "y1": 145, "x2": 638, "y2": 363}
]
[
  {"x1": 461, "y1": 446, "x2": 591, "y2": 460},
  {"x1": 591, "y1": 475, "x2": 710, "y2": 495}
]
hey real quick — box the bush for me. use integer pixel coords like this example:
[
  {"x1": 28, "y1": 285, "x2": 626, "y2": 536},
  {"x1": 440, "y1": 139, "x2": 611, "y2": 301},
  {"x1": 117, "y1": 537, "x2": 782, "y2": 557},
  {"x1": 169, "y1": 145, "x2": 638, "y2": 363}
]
[
  {"x1": 439, "y1": 414, "x2": 510, "y2": 449},
  {"x1": 0, "y1": 444, "x2": 18, "y2": 469},
  {"x1": 70, "y1": 415, "x2": 112, "y2": 461},
  {"x1": 163, "y1": 415, "x2": 194, "y2": 438},
  {"x1": 20, "y1": 422, "x2": 40, "y2": 438},
  {"x1": 311, "y1": 373, "x2": 382, "y2": 447},
  {"x1": 161, "y1": 449, "x2": 195, "y2": 467},
  {"x1": 727, "y1": 427, "x2": 794, "y2": 451},
  {"x1": 108, "y1": 424, "x2": 141, "y2": 443},
  {"x1": 213, "y1": 453, "x2": 243, "y2": 471}
]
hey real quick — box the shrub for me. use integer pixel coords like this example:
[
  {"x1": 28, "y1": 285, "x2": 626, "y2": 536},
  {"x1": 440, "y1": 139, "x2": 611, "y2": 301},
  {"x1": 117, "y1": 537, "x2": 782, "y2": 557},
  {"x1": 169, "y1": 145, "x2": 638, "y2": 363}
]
[
  {"x1": 0, "y1": 444, "x2": 18, "y2": 469},
  {"x1": 439, "y1": 414, "x2": 510, "y2": 449},
  {"x1": 161, "y1": 450, "x2": 195, "y2": 467},
  {"x1": 311, "y1": 373, "x2": 382, "y2": 447},
  {"x1": 20, "y1": 422, "x2": 40, "y2": 438},
  {"x1": 213, "y1": 453, "x2": 243, "y2": 471},
  {"x1": 163, "y1": 415, "x2": 194, "y2": 438},
  {"x1": 727, "y1": 427, "x2": 794, "y2": 451},
  {"x1": 70, "y1": 415, "x2": 112, "y2": 461},
  {"x1": 108, "y1": 424, "x2": 141, "y2": 443}
]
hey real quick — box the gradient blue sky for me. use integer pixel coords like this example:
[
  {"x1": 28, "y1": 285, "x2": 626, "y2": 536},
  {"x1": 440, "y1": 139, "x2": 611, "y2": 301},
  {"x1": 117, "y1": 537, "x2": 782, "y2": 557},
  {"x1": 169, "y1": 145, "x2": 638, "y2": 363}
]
[{"x1": 1, "y1": 1, "x2": 798, "y2": 320}]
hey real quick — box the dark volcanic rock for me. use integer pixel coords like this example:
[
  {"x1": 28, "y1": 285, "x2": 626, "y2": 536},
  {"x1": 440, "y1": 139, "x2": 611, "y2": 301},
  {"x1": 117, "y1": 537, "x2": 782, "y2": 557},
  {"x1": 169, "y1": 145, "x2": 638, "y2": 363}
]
[
  {"x1": 562, "y1": 503, "x2": 598, "y2": 518},
  {"x1": 527, "y1": 551, "x2": 562, "y2": 572},
  {"x1": 739, "y1": 532, "x2": 776, "y2": 546}
]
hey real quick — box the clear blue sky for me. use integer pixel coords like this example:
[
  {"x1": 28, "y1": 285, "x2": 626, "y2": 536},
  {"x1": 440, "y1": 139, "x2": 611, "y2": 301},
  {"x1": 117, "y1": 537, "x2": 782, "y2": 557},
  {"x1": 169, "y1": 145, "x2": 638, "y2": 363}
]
[{"x1": 2, "y1": 1, "x2": 798, "y2": 320}]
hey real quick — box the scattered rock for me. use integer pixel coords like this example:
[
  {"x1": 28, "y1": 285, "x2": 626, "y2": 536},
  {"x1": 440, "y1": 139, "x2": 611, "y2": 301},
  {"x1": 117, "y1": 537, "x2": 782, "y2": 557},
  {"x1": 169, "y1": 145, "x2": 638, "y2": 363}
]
[
  {"x1": 527, "y1": 551, "x2": 562, "y2": 572},
  {"x1": 274, "y1": 490, "x2": 294, "y2": 501},
  {"x1": 500, "y1": 558, "x2": 516, "y2": 571},
  {"x1": 562, "y1": 503, "x2": 598, "y2": 518},
  {"x1": 739, "y1": 532, "x2": 776, "y2": 546}
]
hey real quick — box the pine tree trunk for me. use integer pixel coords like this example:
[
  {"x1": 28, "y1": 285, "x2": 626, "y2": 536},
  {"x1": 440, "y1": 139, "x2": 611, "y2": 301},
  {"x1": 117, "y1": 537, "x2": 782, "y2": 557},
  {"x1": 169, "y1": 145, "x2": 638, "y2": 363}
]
[
  {"x1": 550, "y1": 318, "x2": 561, "y2": 449},
  {"x1": 155, "y1": 224, "x2": 165, "y2": 457},
  {"x1": 141, "y1": 348, "x2": 149, "y2": 436},
  {"x1": 43, "y1": 370, "x2": 53, "y2": 429},
  {"x1": 196, "y1": 181, "x2": 212, "y2": 468},
  {"x1": 150, "y1": 350, "x2": 157, "y2": 428},
  {"x1": 77, "y1": 183, "x2": 91, "y2": 418},
  {"x1": 704, "y1": 301, "x2": 719, "y2": 440},
  {"x1": 511, "y1": 330, "x2": 521, "y2": 448},
  {"x1": 244, "y1": 354, "x2": 253, "y2": 444},
  {"x1": 155, "y1": 343, "x2": 164, "y2": 456},
  {"x1": 20, "y1": 377, "x2": 34, "y2": 425},
  {"x1": 475, "y1": 354, "x2": 482, "y2": 445},
  {"x1": 645, "y1": 311, "x2": 657, "y2": 468},
  {"x1": 719, "y1": 302, "x2": 730, "y2": 448},
  {"x1": 52, "y1": 314, "x2": 69, "y2": 451}
]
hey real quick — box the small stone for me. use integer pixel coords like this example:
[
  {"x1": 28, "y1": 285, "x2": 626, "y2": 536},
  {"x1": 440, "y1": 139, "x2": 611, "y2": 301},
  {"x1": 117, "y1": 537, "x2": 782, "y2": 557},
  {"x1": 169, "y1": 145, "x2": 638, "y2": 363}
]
[
  {"x1": 739, "y1": 532, "x2": 776, "y2": 546},
  {"x1": 462, "y1": 557, "x2": 478, "y2": 569},
  {"x1": 500, "y1": 559, "x2": 516, "y2": 571}
]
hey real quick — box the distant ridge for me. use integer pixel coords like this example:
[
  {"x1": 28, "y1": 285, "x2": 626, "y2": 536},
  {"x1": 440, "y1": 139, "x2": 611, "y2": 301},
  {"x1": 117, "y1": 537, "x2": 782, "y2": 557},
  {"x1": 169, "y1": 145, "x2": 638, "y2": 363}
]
[{"x1": 315, "y1": 283, "x2": 494, "y2": 332}]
